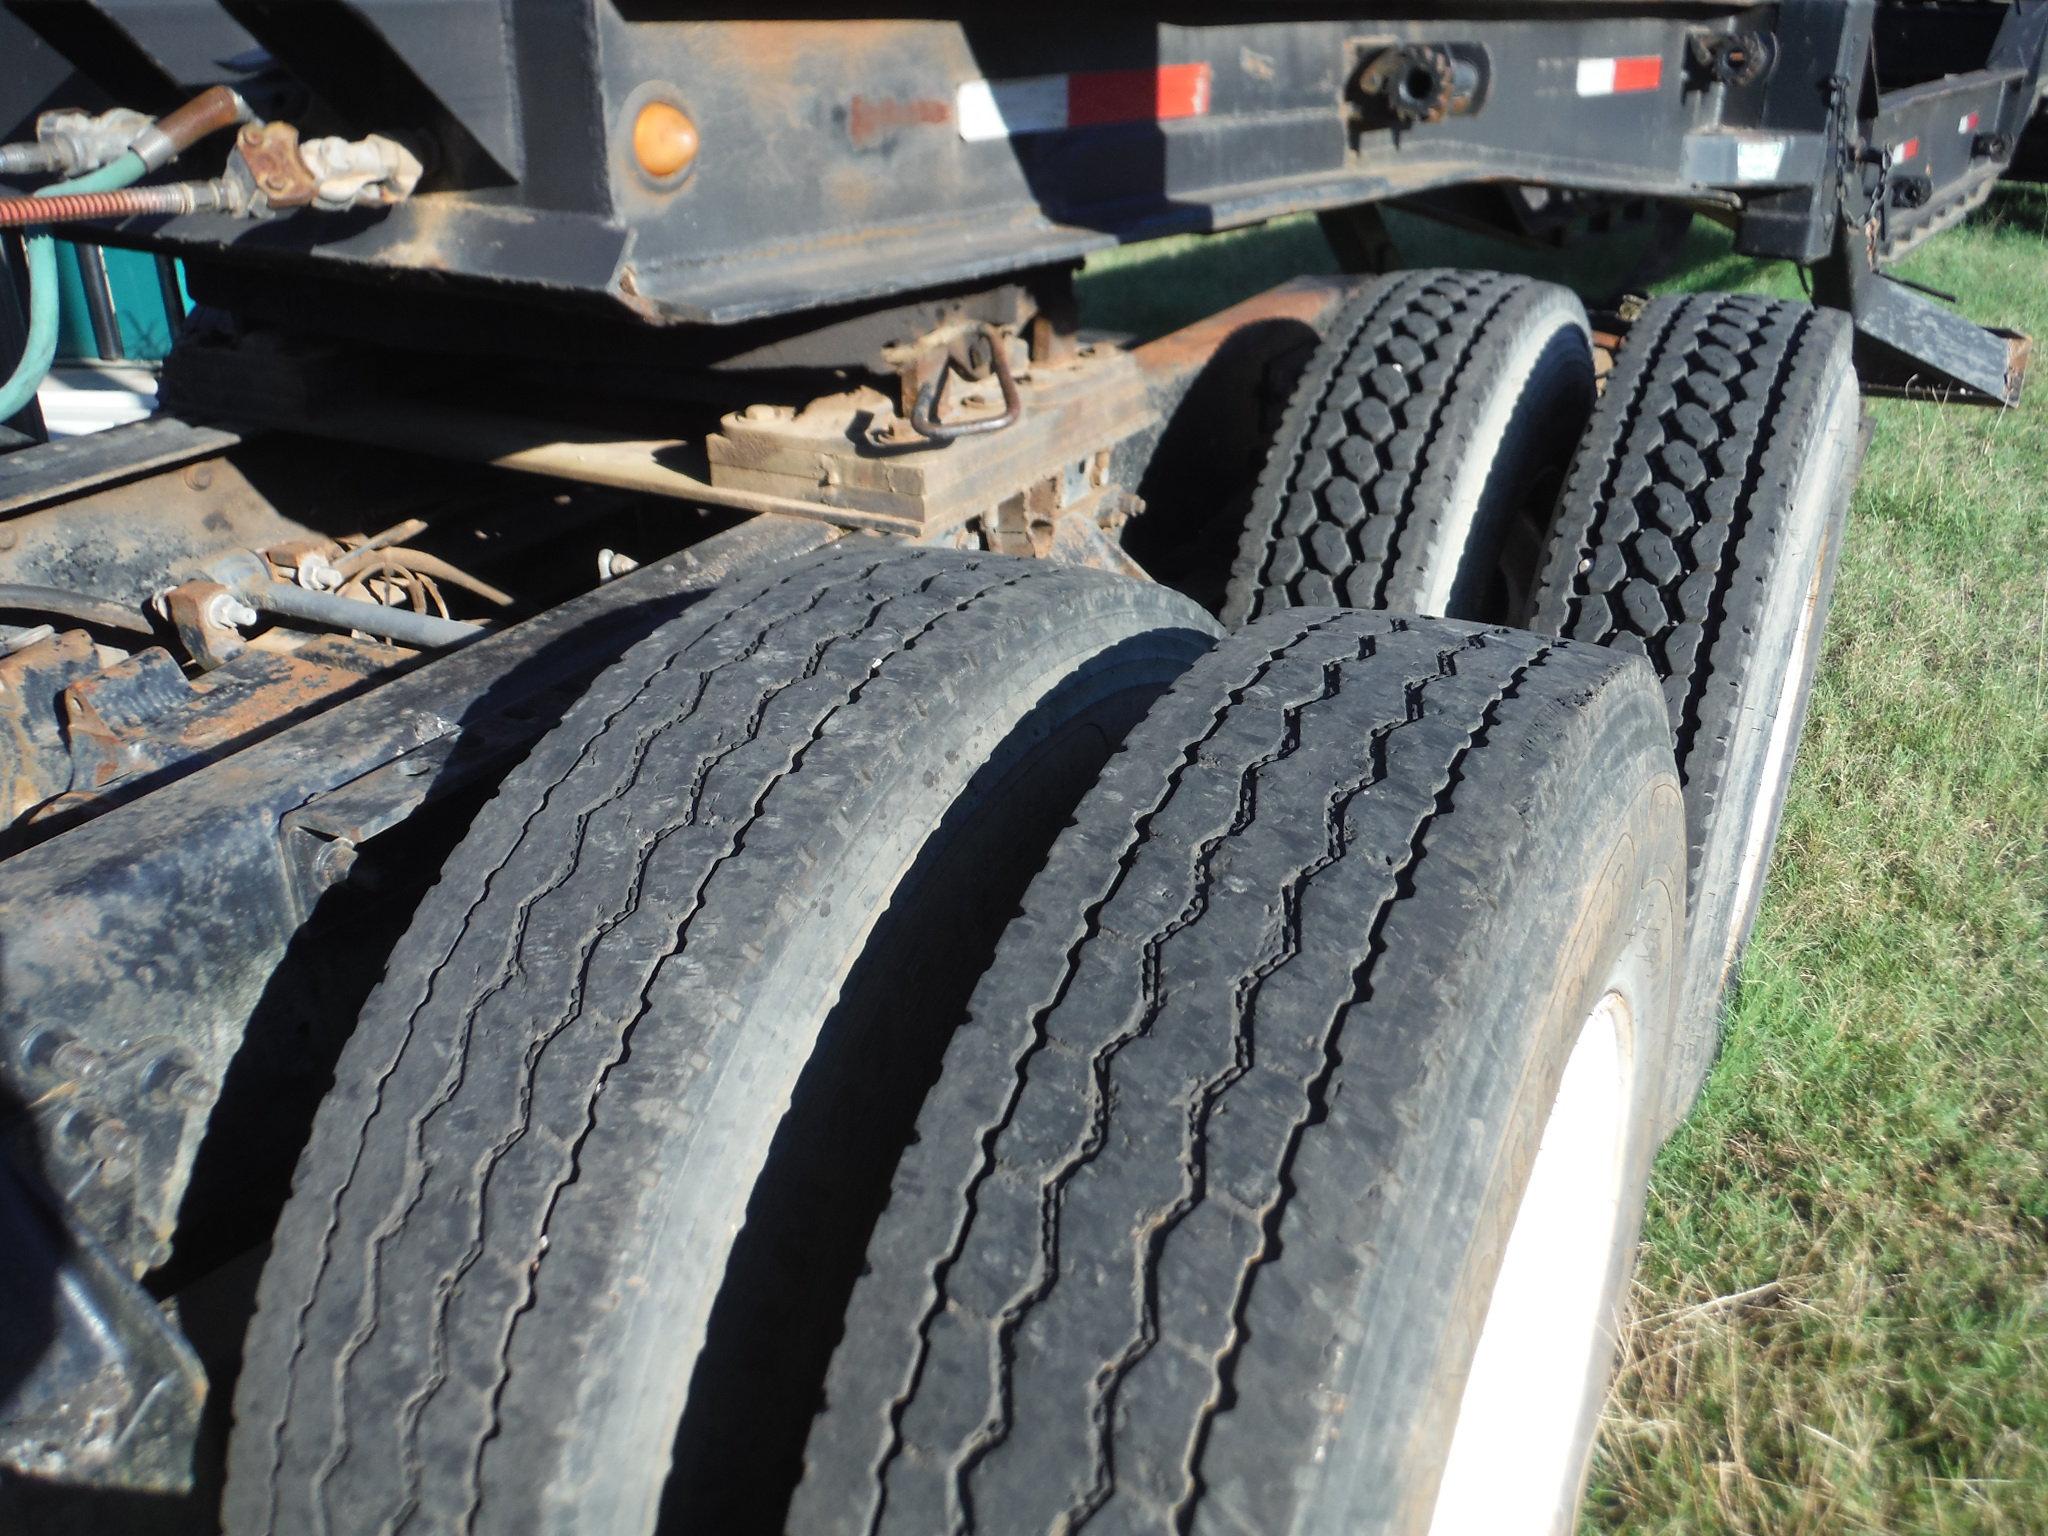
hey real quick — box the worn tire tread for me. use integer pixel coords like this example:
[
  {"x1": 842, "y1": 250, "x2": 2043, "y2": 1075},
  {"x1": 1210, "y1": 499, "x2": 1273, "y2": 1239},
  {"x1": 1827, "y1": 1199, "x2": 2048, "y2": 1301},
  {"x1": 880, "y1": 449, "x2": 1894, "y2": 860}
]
[
  {"x1": 791, "y1": 610, "x2": 1663, "y2": 1536},
  {"x1": 225, "y1": 545, "x2": 1215, "y2": 1536},
  {"x1": 1223, "y1": 269, "x2": 1589, "y2": 626}
]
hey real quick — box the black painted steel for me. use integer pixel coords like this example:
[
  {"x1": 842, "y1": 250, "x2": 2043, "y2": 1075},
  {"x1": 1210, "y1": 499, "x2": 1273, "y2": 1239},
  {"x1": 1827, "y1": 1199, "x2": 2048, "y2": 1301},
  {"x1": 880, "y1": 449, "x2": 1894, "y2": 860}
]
[{"x1": 0, "y1": 6, "x2": 2025, "y2": 328}]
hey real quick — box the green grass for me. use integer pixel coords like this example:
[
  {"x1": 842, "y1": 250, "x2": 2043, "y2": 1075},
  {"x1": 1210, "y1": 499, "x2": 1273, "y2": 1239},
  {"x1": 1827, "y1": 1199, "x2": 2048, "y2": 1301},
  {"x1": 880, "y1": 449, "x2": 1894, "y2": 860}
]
[
  {"x1": 1596, "y1": 188, "x2": 2048, "y2": 1536},
  {"x1": 1078, "y1": 187, "x2": 2048, "y2": 1533}
]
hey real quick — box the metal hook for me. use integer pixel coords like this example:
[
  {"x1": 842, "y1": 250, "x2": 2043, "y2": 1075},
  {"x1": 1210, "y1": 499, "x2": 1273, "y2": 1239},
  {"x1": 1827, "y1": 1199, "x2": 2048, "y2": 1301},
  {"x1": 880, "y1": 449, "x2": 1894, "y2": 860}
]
[{"x1": 910, "y1": 326, "x2": 1023, "y2": 442}]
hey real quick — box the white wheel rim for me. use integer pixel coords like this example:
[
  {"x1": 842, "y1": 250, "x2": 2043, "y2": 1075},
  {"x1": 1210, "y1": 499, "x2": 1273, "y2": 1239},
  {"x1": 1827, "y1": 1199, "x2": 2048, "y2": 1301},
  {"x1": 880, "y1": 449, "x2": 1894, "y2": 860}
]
[
  {"x1": 1426, "y1": 990, "x2": 1632, "y2": 1536},
  {"x1": 1722, "y1": 539, "x2": 1828, "y2": 980}
]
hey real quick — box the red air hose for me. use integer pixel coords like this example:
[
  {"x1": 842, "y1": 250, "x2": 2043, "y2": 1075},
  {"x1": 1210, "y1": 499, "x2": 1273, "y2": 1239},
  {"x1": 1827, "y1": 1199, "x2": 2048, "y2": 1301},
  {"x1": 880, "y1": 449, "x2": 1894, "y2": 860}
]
[{"x1": 0, "y1": 182, "x2": 218, "y2": 229}]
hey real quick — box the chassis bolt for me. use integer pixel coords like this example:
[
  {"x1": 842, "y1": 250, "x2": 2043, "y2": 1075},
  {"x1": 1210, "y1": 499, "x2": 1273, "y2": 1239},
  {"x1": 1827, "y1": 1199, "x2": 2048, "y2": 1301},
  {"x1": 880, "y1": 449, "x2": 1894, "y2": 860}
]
[
  {"x1": 89, "y1": 1117, "x2": 137, "y2": 1166},
  {"x1": 312, "y1": 839, "x2": 359, "y2": 885},
  {"x1": 51, "y1": 1039, "x2": 107, "y2": 1082},
  {"x1": 144, "y1": 1054, "x2": 213, "y2": 1110},
  {"x1": 205, "y1": 590, "x2": 259, "y2": 631},
  {"x1": 27, "y1": 1031, "x2": 107, "y2": 1083},
  {"x1": 58, "y1": 1108, "x2": 132, "y2": 1182}
]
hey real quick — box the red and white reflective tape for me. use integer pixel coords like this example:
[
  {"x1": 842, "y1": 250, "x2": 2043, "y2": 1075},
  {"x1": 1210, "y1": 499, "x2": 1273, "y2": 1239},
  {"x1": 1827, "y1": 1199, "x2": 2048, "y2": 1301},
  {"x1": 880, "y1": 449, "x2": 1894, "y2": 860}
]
[
  {"x1": 1959, "y1": 111, "x2": 1981, "y2": 135},
  {"x1": 1575, "y1": 54, "x2": 1664, "y2": 97},
  {"x1": 957, "y1": 63, "x2": 1212, "y2": 142},
  {"x1": 1894, "y1": 137, "x2": 1921, "y2": 163}
]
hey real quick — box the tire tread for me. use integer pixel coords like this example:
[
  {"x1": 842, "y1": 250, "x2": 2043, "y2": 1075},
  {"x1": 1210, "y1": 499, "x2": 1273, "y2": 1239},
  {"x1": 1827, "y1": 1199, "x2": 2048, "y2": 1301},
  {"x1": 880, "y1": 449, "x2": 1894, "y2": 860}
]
[
  {"x1": 791, "y1": 613, "x2": 1666, "y2": 1536},
  {"x1": 226, "y1": 547, "x2": 1213, "y2": 1536}
]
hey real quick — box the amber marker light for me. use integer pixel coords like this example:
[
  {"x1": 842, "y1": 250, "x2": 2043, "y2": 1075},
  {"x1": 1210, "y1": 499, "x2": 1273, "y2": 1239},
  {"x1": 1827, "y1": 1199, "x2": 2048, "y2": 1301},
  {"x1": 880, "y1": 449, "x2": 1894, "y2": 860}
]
[{"x1": 633, "y1": 99, "x2": 699, "y2": 181}]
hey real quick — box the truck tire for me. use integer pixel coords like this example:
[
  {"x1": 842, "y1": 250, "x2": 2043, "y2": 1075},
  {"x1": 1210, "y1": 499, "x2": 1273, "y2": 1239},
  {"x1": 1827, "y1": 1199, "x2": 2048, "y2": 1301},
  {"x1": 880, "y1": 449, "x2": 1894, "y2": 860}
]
[
  {"x1": 791, "y1": 611, "x2": 1686, "y2": 1536},
  {"x1": 1223, "y1": 270, "x2": 1594, "y2": 628},
  {"x1": 1527, "y1": 295, "x2": 1859, "y2": 1133},
  {"x1": 223, "y1": 544, "x2": 1218, "y2": 1536}
]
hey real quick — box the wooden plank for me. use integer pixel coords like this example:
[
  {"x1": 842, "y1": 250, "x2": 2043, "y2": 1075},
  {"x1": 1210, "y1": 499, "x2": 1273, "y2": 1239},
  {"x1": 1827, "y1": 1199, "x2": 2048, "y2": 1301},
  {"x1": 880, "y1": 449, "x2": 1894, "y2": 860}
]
[{"x1": 272, "y1": 402, "x2": 927, "y2": 534}]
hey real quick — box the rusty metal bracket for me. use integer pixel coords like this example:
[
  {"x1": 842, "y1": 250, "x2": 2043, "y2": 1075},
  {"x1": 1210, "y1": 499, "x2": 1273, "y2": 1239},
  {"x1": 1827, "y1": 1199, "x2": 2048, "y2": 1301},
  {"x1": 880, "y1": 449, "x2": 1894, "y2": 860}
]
[
  {"x1": 158, "y1": 580, "x2": 252, "y2": 670},
  {"x1": 230, "y1": 120, "x2": 319, "y2": 213}
]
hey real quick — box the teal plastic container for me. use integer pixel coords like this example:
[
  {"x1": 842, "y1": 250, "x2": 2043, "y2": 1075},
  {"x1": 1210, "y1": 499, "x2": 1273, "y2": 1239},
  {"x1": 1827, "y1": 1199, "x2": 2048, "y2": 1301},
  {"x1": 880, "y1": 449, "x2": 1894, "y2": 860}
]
[{"x1": 52, "y1": 241, "x2": 187, "y2": 362}]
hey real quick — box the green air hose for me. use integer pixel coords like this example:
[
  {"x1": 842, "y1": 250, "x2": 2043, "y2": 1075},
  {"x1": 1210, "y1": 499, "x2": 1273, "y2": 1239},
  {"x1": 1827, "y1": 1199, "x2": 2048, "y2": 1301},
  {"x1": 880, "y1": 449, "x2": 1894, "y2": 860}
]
[{"x1": 0, "y1": 150, "x2": 148, "y2": 425}]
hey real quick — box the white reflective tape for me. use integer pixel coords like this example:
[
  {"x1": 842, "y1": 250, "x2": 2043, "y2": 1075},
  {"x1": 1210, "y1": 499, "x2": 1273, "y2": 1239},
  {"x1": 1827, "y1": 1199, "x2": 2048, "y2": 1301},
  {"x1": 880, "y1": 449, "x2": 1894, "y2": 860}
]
[
  {"x1": 1736, "y1": 138, "x2": 1789, "y2": 182},
  {"x1": 1577, "y1": 55, "x2": 1662, "y2": 96},
  {"x1": 956, "y1": 75, "x2": 1068, "y2": 142}
]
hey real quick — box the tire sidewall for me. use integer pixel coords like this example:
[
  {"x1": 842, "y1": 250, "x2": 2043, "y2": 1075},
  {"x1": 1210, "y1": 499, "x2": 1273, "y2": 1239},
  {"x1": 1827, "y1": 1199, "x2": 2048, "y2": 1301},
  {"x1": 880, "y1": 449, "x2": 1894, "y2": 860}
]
[
  {"x1": 1409, "y1": 776, "x2": 1681, "y2": 1536},
  {"x1": 1663, "y1": 360, "x2": 1860, "y2": 1128},
  {"x1": 1303, "y1": 704, "x2": 1685, "y2": 1536},
  {"x1": 1390, "y1": 286, "x2": 1593, "y2": 619}
]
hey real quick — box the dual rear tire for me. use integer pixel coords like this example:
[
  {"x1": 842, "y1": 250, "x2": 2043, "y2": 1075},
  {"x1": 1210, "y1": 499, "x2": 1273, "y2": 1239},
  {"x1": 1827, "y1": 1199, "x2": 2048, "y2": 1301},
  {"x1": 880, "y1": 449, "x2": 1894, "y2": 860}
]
[
  {"x1": 1224, "y1": 269, "x2": 1596, "y2": 628},
  {"x1": 1528, "y1": 294, "x2": 1859, "y2": 1128},
  {"x1": 227, "y1": 545, "x2": 1688, "y2": 1536}
]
